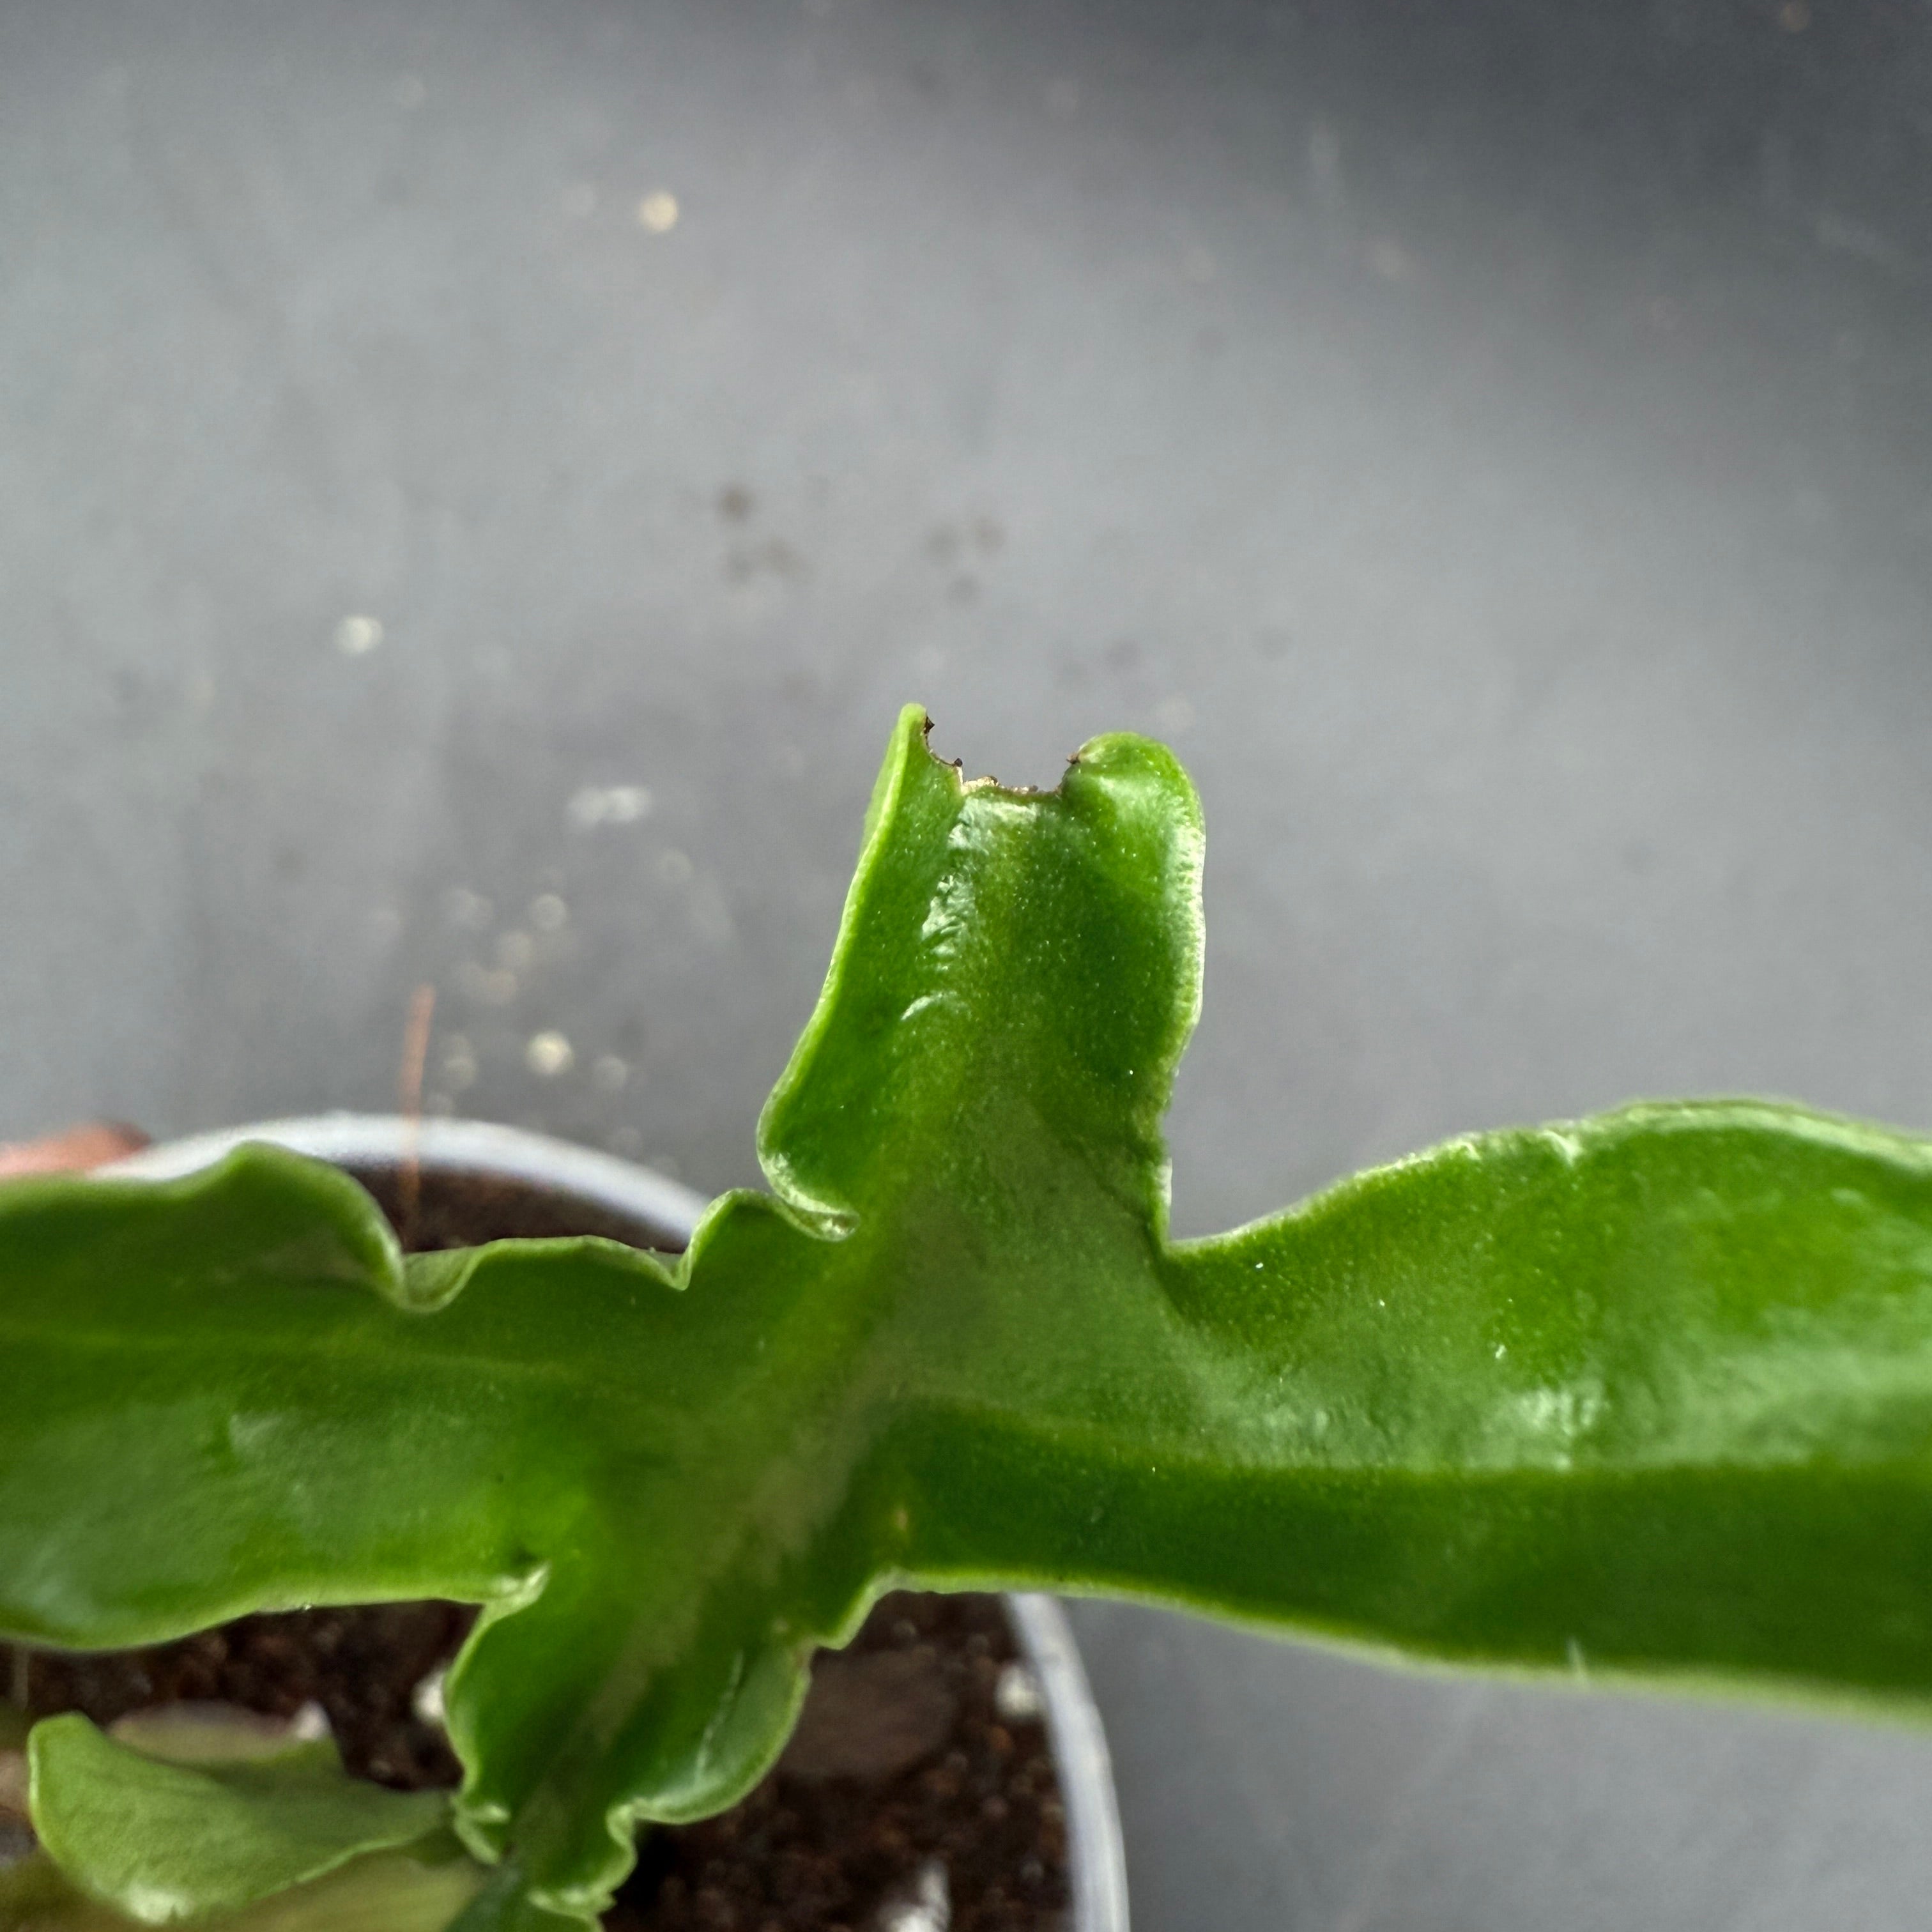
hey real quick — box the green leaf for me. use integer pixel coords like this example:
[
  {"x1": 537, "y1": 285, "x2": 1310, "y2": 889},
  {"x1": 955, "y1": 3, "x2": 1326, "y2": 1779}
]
[
  {"x1": 0, "y1": 1854, "x2": 134, "y2": 1931},
  {"x1": 9, "y1": 704, "x2": 1932, "y2": 1925},
  {"x1": 27, "y1": 1714, "x2": 450, "y2": 1920},
  {"x1": 439, "y1": 1863, "x2": 570, "y2": 1932},
  {"x1": 0, "y1": 1843, "x2": 486, "y2": 1932},
  {"x1": 97, "y1": 1706, "x2": 328, "y2": 1768}
]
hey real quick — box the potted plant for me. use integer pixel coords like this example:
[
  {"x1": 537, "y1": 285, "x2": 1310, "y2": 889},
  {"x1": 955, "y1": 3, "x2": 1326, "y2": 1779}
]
[
  {"x1": 15, "y1": 1112, "x2": 1128, "y2": 1932},
  {"x1": 6, "y1": 703, "x2": 1932, "y2": 1930}
]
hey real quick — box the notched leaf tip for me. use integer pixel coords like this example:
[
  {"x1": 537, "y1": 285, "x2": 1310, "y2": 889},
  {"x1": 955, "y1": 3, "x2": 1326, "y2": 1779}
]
[{"x1": 917, "y1": 712, "x2": 1088, "y2": 802}]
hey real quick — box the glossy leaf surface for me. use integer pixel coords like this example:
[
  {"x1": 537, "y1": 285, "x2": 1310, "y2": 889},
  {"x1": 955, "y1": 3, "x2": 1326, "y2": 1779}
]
[{"x1": 7, "y1": 705, "x2": 1932, "y2": 1926}]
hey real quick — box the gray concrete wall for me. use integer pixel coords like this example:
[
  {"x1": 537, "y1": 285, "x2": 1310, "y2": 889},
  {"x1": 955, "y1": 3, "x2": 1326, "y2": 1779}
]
[{"x1": 4, "y1": 3, "x2": 1931, "y2": 1925}]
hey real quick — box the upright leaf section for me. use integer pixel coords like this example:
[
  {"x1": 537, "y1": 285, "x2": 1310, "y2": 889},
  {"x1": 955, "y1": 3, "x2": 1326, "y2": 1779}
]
[{"x1": 758, "y1": 705, "x2": 1204, "y2": 1241}]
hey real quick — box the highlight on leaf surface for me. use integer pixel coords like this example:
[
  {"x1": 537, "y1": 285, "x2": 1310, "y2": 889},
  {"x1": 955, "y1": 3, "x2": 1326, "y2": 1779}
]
[{"x1": 6, "y1": 702, "x2": 1932, "y2": 1931}]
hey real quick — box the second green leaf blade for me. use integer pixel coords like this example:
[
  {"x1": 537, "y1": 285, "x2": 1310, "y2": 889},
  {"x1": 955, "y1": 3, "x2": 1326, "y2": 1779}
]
[
  {"x1": 905, "y1": 1096, "x2": 1932, "y2": 1713},
  {"x1": 28, "y1": 1714, "x2": 453, "y2": 1922}
]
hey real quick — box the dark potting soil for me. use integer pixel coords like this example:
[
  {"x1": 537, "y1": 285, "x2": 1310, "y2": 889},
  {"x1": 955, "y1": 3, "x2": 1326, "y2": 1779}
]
[{"x1": 6, "y1": 1161, "x2": 1074, "y2": 1932}]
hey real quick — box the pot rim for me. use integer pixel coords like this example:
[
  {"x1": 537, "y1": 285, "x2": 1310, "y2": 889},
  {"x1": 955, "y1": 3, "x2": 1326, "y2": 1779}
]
[{"x1": 109, "y1": 1112, "x2": 1131, "y2": 1932}]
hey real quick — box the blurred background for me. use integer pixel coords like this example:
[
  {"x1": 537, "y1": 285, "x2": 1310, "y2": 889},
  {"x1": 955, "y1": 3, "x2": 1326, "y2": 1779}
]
[{"x1": 4, "y1": 1, "x2": 1932, "y2": 1925}]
